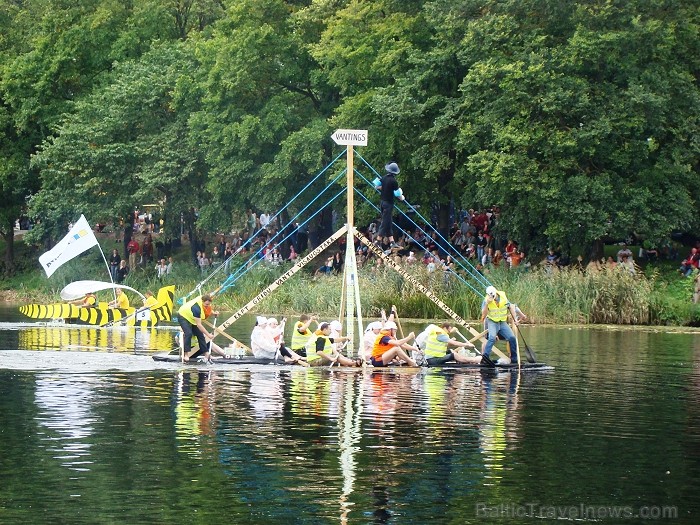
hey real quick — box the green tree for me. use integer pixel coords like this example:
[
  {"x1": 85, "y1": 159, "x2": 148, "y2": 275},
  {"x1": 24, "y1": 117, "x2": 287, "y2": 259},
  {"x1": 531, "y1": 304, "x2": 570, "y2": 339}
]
[
  {"x1": 29, "y1": 44, "x2": 205, "y2": 251},
  {"x1": 189, "y1": 0, "x2": 341, "y2": 241},
  {"x1": 453, "y1": 0, "x2": 700, "y2": 257}
]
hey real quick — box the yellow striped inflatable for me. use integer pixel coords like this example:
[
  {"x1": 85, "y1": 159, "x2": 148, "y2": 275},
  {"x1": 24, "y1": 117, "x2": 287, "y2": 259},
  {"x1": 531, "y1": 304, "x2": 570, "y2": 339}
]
[{"x1": 19, "y1": 285, "x2": 175, "y2": 327}]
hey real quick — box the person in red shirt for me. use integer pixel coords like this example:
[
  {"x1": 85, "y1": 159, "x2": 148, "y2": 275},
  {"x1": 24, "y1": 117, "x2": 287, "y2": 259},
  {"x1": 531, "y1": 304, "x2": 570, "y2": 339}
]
[
  {"x1": 679, "y1": 247, "x2": 700, "y2": 277},
  {"x1": 127, "y1": 237, "x2": 140, "y2": 270}
]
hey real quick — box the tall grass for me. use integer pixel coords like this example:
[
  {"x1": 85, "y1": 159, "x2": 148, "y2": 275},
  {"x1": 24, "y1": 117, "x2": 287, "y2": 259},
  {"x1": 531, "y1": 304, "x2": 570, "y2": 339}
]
[{"x1": 3, "y1": 238, "x2": 698, "y2": 327}]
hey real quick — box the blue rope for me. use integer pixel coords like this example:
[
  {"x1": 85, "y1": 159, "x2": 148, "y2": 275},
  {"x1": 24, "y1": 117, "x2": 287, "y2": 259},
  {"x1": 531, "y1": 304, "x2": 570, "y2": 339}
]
[
  {"x1": 352, "y1": 152, "x2": 492, "y2": 296},
  {"x1": 353, "y1": 188, "x2": 486, "y2": 298},
  {"x1": 183, "y1": 150, "x2": 348, "y2": 300},
  {"x1": 215, "y1": 178, "x2": 348, "y2": 295}
]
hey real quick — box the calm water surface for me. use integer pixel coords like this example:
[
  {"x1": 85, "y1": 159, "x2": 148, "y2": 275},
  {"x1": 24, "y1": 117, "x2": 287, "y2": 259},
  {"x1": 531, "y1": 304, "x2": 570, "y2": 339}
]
[{"x1": 0, "y1": 304, "x2": 699, "y2": 524}]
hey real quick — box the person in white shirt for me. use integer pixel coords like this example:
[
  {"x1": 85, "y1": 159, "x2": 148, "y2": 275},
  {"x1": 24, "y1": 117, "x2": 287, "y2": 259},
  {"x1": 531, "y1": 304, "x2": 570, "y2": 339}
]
[{"x1": 251, "y1": 317, "x2": 306, "y2": 365}]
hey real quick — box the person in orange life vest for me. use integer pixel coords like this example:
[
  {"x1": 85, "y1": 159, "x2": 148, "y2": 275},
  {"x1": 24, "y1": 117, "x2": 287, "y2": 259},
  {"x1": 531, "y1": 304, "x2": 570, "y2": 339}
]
[{"x1": 370, "y1": 321, "x2": 418, "y2": 367}]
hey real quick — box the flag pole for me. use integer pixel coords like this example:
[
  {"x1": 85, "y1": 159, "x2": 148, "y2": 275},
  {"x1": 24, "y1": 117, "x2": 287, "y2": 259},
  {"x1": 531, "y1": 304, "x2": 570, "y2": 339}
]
[
  {"x1": 96, "y1": 238, "x2": 118, "y2": 303},
  {"x1": 84, "y1": 215, "x2": 117, "y2": 302}
]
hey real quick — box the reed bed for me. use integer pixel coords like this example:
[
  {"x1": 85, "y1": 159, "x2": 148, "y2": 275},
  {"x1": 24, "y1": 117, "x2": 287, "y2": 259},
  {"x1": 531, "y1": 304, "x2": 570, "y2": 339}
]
[{"x1": 3, "y1": 246, "x2": 698, "y2": 327}]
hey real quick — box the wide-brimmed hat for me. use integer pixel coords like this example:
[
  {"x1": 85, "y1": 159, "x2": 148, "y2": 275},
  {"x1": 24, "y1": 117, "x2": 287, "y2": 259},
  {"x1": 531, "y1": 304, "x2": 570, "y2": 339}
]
[{"x1": 384, "y1": 162, "x2": 400, "y2": 174}]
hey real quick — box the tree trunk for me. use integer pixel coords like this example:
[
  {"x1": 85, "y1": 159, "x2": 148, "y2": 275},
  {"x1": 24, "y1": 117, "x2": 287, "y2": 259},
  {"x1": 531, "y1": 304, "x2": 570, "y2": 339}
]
[
  {"x1": 589, "y1": 238, "x2": 604, "y2": 262},
  {"x1": 2, "y1": 224, "x2": 15, "y2": 276},
  {"x1": 308, "y1": 208, "x2": 333, "y2": 249}
]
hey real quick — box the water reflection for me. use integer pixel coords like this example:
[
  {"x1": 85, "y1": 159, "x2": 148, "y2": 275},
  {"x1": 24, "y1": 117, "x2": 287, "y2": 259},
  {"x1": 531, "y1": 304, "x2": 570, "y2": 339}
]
[
  {"x1": 35, "y1": 374, "x2": 97, "y2": 473},
  {"x1": 173, "y1": 371, "x2": 219, "y2": 457},
  {"x1": 14, "y1": 324, "x2": 176, "y2": 353},
  {"x1": 478, "y1": 372, "x2": 519, "y2": 483},
  {"x1": 2, "y1": 322, "x2": 698, "y2": 524}
]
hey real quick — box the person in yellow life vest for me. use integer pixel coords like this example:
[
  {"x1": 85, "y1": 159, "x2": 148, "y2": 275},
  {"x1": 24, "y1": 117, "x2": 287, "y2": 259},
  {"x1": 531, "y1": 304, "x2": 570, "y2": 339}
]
[
  {"x1": 370, "y1": 321, "x2": 418, "y2": 367},
  {"x1": 481, "y1": 285, "x2": 519, "y2": 365},
  {"x1": 178, "y1": 293, "x2": 214, "y2": 362},
  {"x1": 108, "y1": 288, "x2": 130, "y2": 309},
  {"x1": 306, "y1": 322, "x2": 360, "y2": 367},
  {"x1": 142, "y1": 291, "x2": 159, "y2": 309},
  {"x1": 71, "y1": 292, "x2": 96, "y2": 307},
  {"x1": 417, "y1": 322, "x2": 481, "y2": 367},
  {"x1": 196, "y1": 300, "x2": 233, "y2": 359},
  {"x1": 291, "y1": 313, "x2": 318, "y2": 358}
]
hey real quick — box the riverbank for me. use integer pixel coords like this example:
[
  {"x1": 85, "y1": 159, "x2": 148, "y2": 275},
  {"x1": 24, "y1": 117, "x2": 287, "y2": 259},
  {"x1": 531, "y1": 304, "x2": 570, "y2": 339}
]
[
  {"x1": 2, "y1": 260, "x2": 699, "y2": 327},
  {"x1": 2, "y1": 234, "x2": 698, "y2": 326}
]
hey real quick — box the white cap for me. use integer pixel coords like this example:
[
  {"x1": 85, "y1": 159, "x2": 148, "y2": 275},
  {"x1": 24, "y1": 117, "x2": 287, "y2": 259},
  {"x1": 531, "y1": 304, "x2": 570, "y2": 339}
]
[
  {"x1": 256, "y1": 316, "x2": 267, "y2": 325},
  {"x1": 384, "y1": 321, "x2": 397, "y2": 330},
  {"x1": 267, "y1": 317, "x2": 278, "y2": 325},
  {"x1": 330, "y1": 320, "x2": 342, "y2": 331},
  {"x1": 365, "y1": 321, "x2": 382, "y2": 332},
  {"x1": 486, "y1": 285, "x2": 497, "y2": 296}
]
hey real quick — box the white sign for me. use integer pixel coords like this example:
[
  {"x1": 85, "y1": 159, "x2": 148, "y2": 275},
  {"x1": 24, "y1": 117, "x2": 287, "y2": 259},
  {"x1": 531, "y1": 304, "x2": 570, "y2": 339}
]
[{"x1": 331, "y1": 129, "x2": 368, "y2": 146}]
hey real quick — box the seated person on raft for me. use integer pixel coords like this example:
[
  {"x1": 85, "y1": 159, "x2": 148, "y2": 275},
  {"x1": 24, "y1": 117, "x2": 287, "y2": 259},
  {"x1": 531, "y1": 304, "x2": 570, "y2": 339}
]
[
  {"x1": 416, "y1": 322, "x2": 480, "y2": 366},
  {"x1": 108, "y1": 288, "x2": 130, "y2": 309},
  {"x1": 70, "y1": 292, "x2": 96, "y2": 307},
  {"x1": 290, "y1": 313, "x2": 318, "y2": 358},
  {"x1": 306, "y1": 322, "x2": 359, "y2": 367},
  {"x1": 251, "y1": 316, "x2": 307, "y2": 365},
  {"x1": 362, "y1": 308, "x2": 398, "y2": 362},
  {"x1": 369, "y1": 321, "x2": 419, "y2": 367},
  {"x1": 267, "y1": 317, "x2": 308, "y2": 366}
]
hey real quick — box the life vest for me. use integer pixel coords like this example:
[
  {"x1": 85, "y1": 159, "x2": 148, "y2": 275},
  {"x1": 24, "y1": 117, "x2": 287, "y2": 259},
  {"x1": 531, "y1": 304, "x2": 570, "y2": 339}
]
[
  {"x1": 371, "y1": 330, "x2": 392, "y2": 360},
  {"x1": 178, "y1": 296, "x2": 204, "y2": 325},
  {"x1": 305, "y1": 332, "x2": 332, "y2": 362},
  {"x1": 485, "y1": 291, "x2": 508, "y2": 322},
  {"x1": 116, "y1": 293, "x2": 130, "y2": 309},
  {"x1": 423, "y1": 326, "x2": 450, "y2": 358},
  {"x1": 415, "y1": 324, "x2": 439, "y2": 350},
  {"x1": 291, "y1": 321, "x2": 313, "y2": 350},
  {"x1": 144, "y1": 296, "x2": 159, "y2": 309}
]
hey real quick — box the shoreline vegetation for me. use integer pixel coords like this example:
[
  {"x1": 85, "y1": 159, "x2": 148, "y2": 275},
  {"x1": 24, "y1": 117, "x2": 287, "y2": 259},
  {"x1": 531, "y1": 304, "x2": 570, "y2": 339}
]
[{"x1": 2, "y1": 236, "x2": 698, "y2": 328}]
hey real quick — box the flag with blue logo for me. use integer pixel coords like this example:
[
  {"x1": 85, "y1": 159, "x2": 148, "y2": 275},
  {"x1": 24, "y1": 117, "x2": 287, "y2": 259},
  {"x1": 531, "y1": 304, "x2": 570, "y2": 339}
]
[{"x1": 39, "y1": 215, "x2": 99, "y2": 277}]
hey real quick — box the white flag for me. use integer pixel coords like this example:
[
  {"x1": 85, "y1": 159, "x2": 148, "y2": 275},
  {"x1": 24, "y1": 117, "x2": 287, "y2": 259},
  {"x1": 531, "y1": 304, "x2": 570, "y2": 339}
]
[{"x1": 39, "y1": 215, "x2": 99, "y2": 277}]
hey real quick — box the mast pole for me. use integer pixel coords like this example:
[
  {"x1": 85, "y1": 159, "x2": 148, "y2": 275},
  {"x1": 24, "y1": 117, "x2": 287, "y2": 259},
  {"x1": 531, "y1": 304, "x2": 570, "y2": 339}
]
[{"x1": 331, "y1": 130, "x2": 368, "y2": 358}]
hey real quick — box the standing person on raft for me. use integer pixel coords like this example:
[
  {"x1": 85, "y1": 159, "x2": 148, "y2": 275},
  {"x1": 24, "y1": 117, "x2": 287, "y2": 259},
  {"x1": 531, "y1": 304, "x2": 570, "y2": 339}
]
[
  {"x1": 481, "y1": 285, "x2": 519, "y2": 365},
  {"x1": 373, "y1": 162, "x2": 406, "y2": 251}
]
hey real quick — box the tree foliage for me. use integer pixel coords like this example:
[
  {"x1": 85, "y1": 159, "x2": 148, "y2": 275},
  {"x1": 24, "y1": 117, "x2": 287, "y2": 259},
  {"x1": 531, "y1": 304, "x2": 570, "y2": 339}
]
[{"x1": 0, "y1": 0, "x2": 697, "y2": 273}]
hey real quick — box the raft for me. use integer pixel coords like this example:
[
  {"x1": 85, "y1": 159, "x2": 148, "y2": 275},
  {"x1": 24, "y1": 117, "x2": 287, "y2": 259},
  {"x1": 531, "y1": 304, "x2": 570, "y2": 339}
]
[{"x1": 151, "y1": 352, "x2": 554, "y2": 371}]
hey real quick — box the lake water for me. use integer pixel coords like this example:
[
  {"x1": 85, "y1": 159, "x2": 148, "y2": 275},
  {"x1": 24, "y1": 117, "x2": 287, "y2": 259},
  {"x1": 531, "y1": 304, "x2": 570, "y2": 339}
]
[{"x1": 0, "y1": 303, "x2": 698, "y2": 524}]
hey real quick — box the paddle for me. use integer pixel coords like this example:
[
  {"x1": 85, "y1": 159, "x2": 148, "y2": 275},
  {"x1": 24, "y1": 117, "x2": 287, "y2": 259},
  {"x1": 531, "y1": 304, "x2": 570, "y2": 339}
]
[
  {"x1": 203, "y1": 319, "x2": 252, "y2": 353},
  {"x1": 391, "y1": 304, "x2": 405, "y2": 338},
  {"x1": 511, "y1": 313, "x2": 537, "y2": 363},
  {"x1": 104, "y1": 304, "x2": 151, "y2": 328},
  {"x1": 454, "y1": 329, "x2": 497, "y2": 367},
  {"x1": 205, "y1": 316, "x2": 218, "y2": 363}
]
